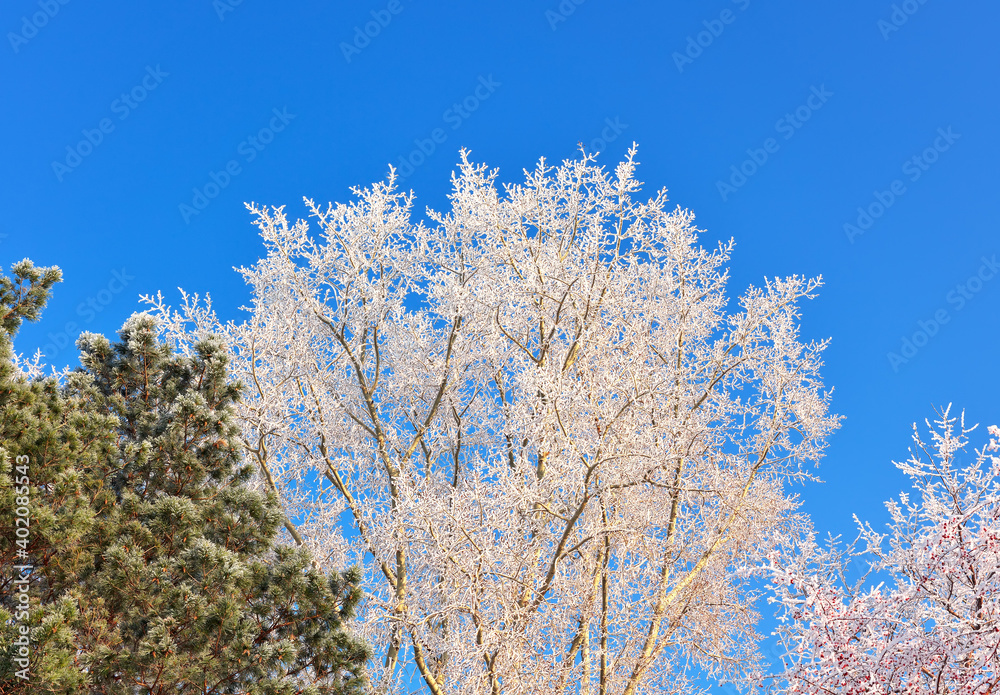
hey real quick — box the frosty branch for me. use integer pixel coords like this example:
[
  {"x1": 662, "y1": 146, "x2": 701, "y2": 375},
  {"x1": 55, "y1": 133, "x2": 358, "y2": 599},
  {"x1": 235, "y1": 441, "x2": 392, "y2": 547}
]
[{"x1": 147, "y1": 148, "x2": 838, "y2": 695}]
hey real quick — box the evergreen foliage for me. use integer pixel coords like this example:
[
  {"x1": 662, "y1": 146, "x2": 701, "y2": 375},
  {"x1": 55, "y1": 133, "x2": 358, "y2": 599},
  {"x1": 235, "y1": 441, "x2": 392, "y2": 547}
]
[
  {"x1": 1, "y1": 259, "x2": 108, "y2": 693},
  {"x1": 1, "y1": 261, "x2": 369, "y2": 694}
]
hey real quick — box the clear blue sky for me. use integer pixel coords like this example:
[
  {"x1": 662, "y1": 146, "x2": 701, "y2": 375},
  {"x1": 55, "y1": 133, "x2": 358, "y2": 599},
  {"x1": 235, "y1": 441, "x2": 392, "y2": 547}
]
[{"x1": 4, "y1": 0, "x2": 998, "y2": 601}]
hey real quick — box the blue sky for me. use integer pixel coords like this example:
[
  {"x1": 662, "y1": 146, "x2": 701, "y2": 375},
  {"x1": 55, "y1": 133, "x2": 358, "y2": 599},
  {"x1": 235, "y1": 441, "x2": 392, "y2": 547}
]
[{"x1": 3, "y1": 0, "x2": 998, "y2": 633}]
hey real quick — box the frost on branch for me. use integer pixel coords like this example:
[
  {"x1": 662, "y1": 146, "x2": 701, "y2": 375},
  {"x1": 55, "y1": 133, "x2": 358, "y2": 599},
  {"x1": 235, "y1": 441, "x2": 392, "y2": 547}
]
[
  {"x1": 767, "y1": 408, "x2": 1000, "y2": 694},
  {"x1": 148, "y1": 148, "x2": 838, "y2": 695}
]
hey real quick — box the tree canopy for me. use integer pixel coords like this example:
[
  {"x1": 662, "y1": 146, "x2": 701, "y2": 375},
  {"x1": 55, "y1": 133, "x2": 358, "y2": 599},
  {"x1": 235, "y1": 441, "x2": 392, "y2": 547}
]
[{"x1": 150, "y1": 150, "x2": 840, "y2": 695}]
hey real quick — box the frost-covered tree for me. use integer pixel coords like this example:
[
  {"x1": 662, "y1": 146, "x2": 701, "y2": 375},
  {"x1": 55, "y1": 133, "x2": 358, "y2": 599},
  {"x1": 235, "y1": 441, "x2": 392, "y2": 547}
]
[
  {"x1": 149, "y1": 149, "x2": 839, "y2": 695},
  {"x1": 766, "y1": 408, "x2": 1000, "y2": 694}
]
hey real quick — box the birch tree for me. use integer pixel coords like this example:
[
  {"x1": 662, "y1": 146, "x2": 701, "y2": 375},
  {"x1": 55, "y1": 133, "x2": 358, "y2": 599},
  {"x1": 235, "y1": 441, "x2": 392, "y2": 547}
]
[{"x1": 149, "y1": 148, "x2": 839, "y2": 695}]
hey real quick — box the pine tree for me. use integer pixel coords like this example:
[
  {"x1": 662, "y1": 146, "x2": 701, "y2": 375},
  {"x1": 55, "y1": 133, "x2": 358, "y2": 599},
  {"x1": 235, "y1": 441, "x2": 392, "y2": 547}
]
[
  {"x1": 72, "y1": 315, "x2": 371, "y2": 694},
  {"x1": 0, "y1": 259, "x2": 113, "y2": 693},
  {"x1": 1, "y1": 262, "x2": 370, "y2": 694}
]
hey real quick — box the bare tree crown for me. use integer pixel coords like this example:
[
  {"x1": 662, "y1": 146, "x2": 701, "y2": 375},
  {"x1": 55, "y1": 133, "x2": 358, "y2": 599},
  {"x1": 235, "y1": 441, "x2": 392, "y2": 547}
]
[{"x1": 148, "y1": 148, "x2": 839, "y2": 695}]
